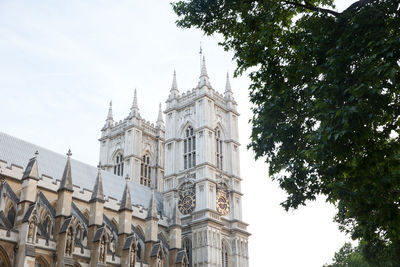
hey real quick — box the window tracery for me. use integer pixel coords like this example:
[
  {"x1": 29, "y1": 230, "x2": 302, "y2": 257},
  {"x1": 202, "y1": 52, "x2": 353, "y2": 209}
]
[
  {"x1": 222, "y1": 242, "x2": 229, "y2": 267},
  {"x1": 140, "y1": 155, "x2": 151, "y2": 187},
  {"x1": 183, "y1": 126, "x2": 196, "y2": 169},
  {"x1": 215, "y1": 128, "x2": 223, "y2": 170},
  {"x1": 114, "y1": 153, "x2": 124, "y2": 176}
]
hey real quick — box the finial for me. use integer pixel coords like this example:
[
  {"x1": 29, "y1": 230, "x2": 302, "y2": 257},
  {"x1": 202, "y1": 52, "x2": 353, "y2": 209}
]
[
  {"x1": 34, "y1": 150, "x2": 39, "y2": 158},
  {"x1": 66, "y1": 149, "x2": 72, "y2": 158},
  {"x1": 97, "y1": 162, "x2": 101, "y2": 170},
  {"x1": 125, "y1": 174, "x2": 130, "y2": 181}
]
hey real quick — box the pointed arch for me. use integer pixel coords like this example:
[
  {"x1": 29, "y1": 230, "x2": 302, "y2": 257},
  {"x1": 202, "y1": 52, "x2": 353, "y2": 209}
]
[
  {"x1": 221, "y1": 238, "x2": 231, "y2": 267},
  {"x1": 182, "y1": 125, "x2": 196, "y2": 170},
  {"x1": 0, "y1": 246, "x2": 11, "y2": 267},
  {"x1": 182, "y1": 236, "x2": 192, "y2": 267},
  {"x1": 179, "y1": 120, "x2": 196, "y2": 138},
  {"x1": 35, "y1": 255, "x2": 50, "y2": 267}
]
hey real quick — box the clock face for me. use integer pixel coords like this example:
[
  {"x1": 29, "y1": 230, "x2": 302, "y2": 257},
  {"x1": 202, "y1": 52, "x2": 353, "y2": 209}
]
[
  {"x1": 178, "y1": 191, "x2": 196, "y2": 215},
  {"x1": 216, "y1": 194, "x2": 230, "y2": 216}
]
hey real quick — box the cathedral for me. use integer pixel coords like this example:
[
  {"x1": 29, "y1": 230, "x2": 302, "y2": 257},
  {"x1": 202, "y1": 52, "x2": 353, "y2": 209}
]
[{"x1": 0, "y1": 56, "x2": 250, "y2": 267}]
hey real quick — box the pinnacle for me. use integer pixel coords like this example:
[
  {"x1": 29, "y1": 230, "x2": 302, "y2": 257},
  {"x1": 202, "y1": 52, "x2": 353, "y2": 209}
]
[
  {"x1": 90, "y1": 166, "x2": 105, "y2": 203},
  {"x1": 157, "y1": 103, "x2": 163, "y2": 123},
  {"x1": 22, "y1": 151, "x2": 40, "y2": 180},
  {"x1": 119, "y1": 180, "x2": 133, "y2": 212},
  {"x1": 59, "y1": 149, "x2": 73, "y2": 192},
  {"x1": 200, "y1": 55, "x2": 208, "y2": 77}
]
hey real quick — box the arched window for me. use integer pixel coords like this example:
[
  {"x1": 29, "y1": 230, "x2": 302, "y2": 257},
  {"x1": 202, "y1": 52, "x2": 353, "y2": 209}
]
[
  {"x1": 221, "y1": 242, "x2": 229, "y2": 267},
  {"x1": 183, "y1": 126, "x2": 196, "y2": 169},
  {"x1": 183, "y1": 237, "x2": 192, "y2": 267},
  {"x1": 215, "y1": 128, "x2": 223, "y2": 170},
  {"x1": 140, "y1": 155, "x2": 151, "y2": 187},
  {"x1": 114, "y1": 153, "x2": 124, "y2": 176},
  {"x1": 35, "y1": 256, "x2": 49, "y2": 267}
]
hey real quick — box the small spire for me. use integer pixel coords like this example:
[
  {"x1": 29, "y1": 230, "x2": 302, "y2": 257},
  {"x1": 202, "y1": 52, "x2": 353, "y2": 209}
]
[
  {"x1": 90, "y1": 165, "x2": 105, "y2": 203},
  {"x1": 200, "y1": 56, "x2": 208, "y2": 77},
  {"x1": 107, "y1": 101, "x2": 113, "y2": 120},
  {"x1": 130, "y1": 89, "x2": 140, "y2": 117},
  {"x1": 169, "y1": 70, "x2": 179, "y2": 99},
  {"x1": 119, "y1": 180, "x2": 132, "y2": 212},
  {"x1": 157, "y1": 103, "x2": 163, "y2": 124},
  {"x1": 225, "y1": 72, "x2": 232, "y2": 93},
  {"x1": 58, "y1": 149, "x2": 73, "y2": 192},
  {"x1": 171, "y1": 201, "x2": 181, "y2": 226},
  {"x1": 146, "y1": 190, "x2": 158, "y2": 220},
  {"x1": 198, "y1": 55, "x2": 211, "y2": 88},
  {"x1": 22, "y1": 151, "x2": 39, "y2": 180}
]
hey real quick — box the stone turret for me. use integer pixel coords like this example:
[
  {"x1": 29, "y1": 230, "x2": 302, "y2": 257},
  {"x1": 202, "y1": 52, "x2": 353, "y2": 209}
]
[
  {"x1": 88, "y1": 166, "x2": 105, "y2": 249},
  {"x1": 16, "y1": 151, "x2": 39, "y2": 227},
  {"x1": 117, "y1": 176, "x2": 133, "y2": 256},
  {"x1": 145, "y1": 190, "x2": 159, "y2": 263},
  {"x1": 55, "y1": 150, "x2": 74, "y2": 238}
]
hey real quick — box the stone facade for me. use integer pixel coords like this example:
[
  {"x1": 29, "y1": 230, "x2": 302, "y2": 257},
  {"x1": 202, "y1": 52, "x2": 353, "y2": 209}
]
[{"x1": 0, "y1": 56, "x2": 249, "y2": 267}]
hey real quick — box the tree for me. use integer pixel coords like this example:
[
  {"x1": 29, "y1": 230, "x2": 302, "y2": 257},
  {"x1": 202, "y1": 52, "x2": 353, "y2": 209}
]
[
  {"x1": 172, "y1": 0, "x2": 400, "y2": 264},
  {"x1": 323, "y1": 242, "x2": 370, "y2": 267}
]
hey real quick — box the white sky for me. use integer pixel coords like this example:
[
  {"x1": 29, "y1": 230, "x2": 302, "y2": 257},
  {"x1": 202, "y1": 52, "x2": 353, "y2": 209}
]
[{"x1": 0, "y1": 1, "x2": 355, "y2": 266}]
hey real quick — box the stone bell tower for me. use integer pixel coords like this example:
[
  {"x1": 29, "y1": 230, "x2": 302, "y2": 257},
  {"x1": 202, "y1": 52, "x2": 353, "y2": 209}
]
[{"x1": 163, "y1": 54, "x2": 249, "y2": 267}]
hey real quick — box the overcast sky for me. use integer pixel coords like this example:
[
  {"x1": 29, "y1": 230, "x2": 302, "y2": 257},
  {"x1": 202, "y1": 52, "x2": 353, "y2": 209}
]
[{"x1": 0, "y1": 1, "x2": 356, "y2": 266}]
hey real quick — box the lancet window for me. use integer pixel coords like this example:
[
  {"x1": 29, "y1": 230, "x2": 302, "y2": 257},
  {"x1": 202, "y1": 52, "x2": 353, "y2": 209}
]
[
  {"x1": 215, "y1": 128, "x2": 223, "y2": 170},
  {"x1": 222, "y1": 242, "x2": 229, "y2": 267},
  {"x1": 184, "y1": 126, "x2": 196, "y2": 169},
  {"x1": 140, "y1": 155, "x2": 151, "y2": 187},
  {"x1": 114, "y1": 153, "x2": 124, "y2": 176}
]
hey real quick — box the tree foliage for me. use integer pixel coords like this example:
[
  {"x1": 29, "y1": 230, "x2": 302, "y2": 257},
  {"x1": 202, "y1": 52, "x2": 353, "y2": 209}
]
[
  {"x1": 323, "y1": 242, "x2": 370, "y2": 267},
  {"x1": 172, "y1": 0, "x2": 400, "y2": 264}
]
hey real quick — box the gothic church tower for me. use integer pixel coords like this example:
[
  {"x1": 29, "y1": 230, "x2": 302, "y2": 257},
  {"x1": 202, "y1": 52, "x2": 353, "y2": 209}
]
[{"x1": 163, "y1": 56, "x2": 249, "y2": 267}]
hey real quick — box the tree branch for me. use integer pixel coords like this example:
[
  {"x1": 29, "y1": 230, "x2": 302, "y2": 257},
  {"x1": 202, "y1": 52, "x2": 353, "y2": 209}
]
[{"x1": 283, "y1": 0, "x2": 340, "y2": 17}]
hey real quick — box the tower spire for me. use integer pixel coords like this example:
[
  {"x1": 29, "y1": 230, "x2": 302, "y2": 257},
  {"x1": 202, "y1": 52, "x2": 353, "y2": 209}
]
[
  {"x1": 130, "y1": 89, "x2": 140, "y2": 117},
  {"x1": 225, "y1": 72, "x2": 232, "y2": 93},
  {"x1": 198, "y1": 55, "x2": 211, "y2": 88},
  {"x1": 169, "y1": 70, "x2": 179, "y2": 99},
  {"x1": 105, "y1": 101, "x2": 114, "y2": 128}
]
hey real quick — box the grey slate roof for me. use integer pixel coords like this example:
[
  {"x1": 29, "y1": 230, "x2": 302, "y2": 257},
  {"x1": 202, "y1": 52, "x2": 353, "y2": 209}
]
[
  {"x1": 22, "y1": 204, "x2": 35, "y2": 223},
  {"x1": 123, "y1": 234, "x2": 135, "y2": 250},
  {"x1": 175, "y1": 249, "x2": 186, "y2": 264},
  {"x1": 0, "y1": 132, "x2": 164, "y2": 214},
  {"x1": 150, "y1": 242, "x2": 161, "y2": 257},
  {"x1": 37, "y1": 191, "x2": 56, "y2": 218},
  {"x1": 93, "y1": 226, "x2": 105, "y2": 242},
  {"x1": 59, "y1": 217, "x2": 72, "y2": 233}
]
